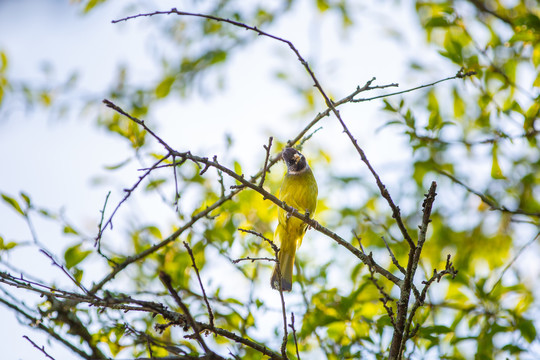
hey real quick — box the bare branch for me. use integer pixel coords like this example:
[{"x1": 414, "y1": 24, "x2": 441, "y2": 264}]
[
  {"x1": 23, "y1": 335, "x2": 56, "y2": 360},
  {"x1": 351, "y1": 68, "x2": 476, "y2": 103},
  {"x1": 238, "y1": 228, "x2": 278, "y2": 254},
  {"x1": 488, "y1": 231, "x2": 540, "y2": 295},
  {"x1": 366, "y1": 253, "x2": 396, "y2": 329},
  {"x1": 389, "y1": 181, "x2": 438, "y2": 360},
  {"x1": 437, "y1": 168, "x2": 540, "y2": 218},
  {"x1": 232, "y1": 256, "x2": 276, "y2": 264},
  {"x1": 0, "y1": 296, "x2": 92, "y2": 359},
  {"x1": 259, "y1": 136, "x2": 274, "y2": 188},
  {"x1": 94, "y1": 150, "x2": 172, "y2": 247},
  {"x1": 289, "y1": 313, "x2": 301, "y2": 360},
  {"x1": 183, "y1": 241, "x2": 215, "y2": 329},
  {"x1": 236, "y1": 229, "x2": 288, "y2": 357},
  {"x1": 39, "y1": 249, "x2": 90, "y2": 295},
  {"x1": 381, "y1": 236, "x2": 406, "y2": 275},
  {"x1": 159, "y1": 271, "x2": 216, "y2": 358},
  {"x1": 89, "y1": 187, "x2": 236, "y2": 295},
  {"x1": 404, "y1": 254, "x2": 458, "y2": 344}
]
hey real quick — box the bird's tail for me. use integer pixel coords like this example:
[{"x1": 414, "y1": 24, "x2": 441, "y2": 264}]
[{"x1": 270, "y1": 245, "x2": 296, "y2": 292}]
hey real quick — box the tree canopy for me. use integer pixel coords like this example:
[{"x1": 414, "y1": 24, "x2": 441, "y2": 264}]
[{"x1": 0, "y1": 0, "x2": 539, "y2": 359}]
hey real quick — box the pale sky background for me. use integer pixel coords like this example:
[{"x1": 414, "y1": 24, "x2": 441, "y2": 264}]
[{"x1": 2, "y1": 0, "x2": 537, "y2": 359}]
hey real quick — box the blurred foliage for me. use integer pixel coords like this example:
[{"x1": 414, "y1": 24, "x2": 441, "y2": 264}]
[{"x1": 1, "y1": 0, "x2": 539, "y2": 359}]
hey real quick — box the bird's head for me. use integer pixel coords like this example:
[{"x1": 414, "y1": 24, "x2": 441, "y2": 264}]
[{"x1": 281, "y1": 147, "x2": 308, "y2": 174}]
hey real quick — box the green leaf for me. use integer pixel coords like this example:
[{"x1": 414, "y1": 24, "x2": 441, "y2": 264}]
[
  {"x1": 73, "y1": 268, "x2": 84, "y2": 284},
  {"x1": 145, "y1": 178, "x2": 167, "y2": 191},
  {"x1": 155, "y1": 76, "x2": 175, "y2": 99},
  {"x1": 490, "y1": 143, "x2": 505, "y2": 179},
  {"x1": 453, "y1": 88, "x2": 466, "y2": 118},
  {"x1": 533, "y1": 43, "x2": 540, "y2": 67},
  {"x1": 425, "y1": 16, "x2": 454, "y2": 28},
  {"x1": 233, "y1": 161, "x2": 242, "y2": 175},
  {"x1": 83, "y1": 0, "x2": 106, "y2": 13},
  {"x1": 205, "y1": 50, "x2": 227, "y2": 66},
  {"x1": 64, "y1": 244, "x2": 92, "y2": 269},
  {"x1": 63, "y1": 225, "x2": 79, "y2": 236},
  {"x1": 316, "y1": 0, "x2": 330, "y2": 12},
  {"x1": 145, "y1": 225, "x2": 162, "y2": 240},
  {"x1": 104, "y1": 158, "x2": 131, "y2": 170},
  {"x1": 502, "y1": 344, "x2": 525, "y2": 354},
  {"x1": 533, "y1": 72, "x2": 540, "y2": 88},
  {"x1": 1, "y1": 193, "x2": 25, "y2": 216},
  {"x1": 518, "y1": 318, "x2": 537, "y2": 343},
  {"x1": 0, "y1": 236, "x2": 18, "y2": 251},
  {"x1": 0, "y1": 51, "x2": 7, "y2": 72},
  {"x1": 20, "y1": 192, "x2": 31, "y2": 207}
]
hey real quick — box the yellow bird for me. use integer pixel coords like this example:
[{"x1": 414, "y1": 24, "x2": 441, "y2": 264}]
[{"x1": 270, "y1": 148, "x2": 318, "y2": 291}]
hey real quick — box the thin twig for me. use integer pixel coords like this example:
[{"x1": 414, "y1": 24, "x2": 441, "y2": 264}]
[
  {"x1": 183, "y1": 241, "x2": 215, "y2": 329},
  {"x1": 488, "y1": 231, "x2": 540, "y2": 295},
  {"x1": 96, "y1": 191, "x2": 111, "y2": 250},
  {"x1": 366, "y1": 253, "x2": 396, "y2": 329},
  {"x1": 259, "y1": 137, "x2": 274, "y2": 188},
  {"x1": 237, "y1": 229, "x2": 288, "y2": 358},
  {"x1": 238, "y1": 228, "x2": 278, "y2": 254},
  {"x1": 172, "y1": 154, "x2": 181, "y2": 212},
  {"x1": 159, "y1": 271, "x2": 215, "y2": 357},
  {"x1": 39, "y1": 249, "x2": 90, "y2": 295},
  {"x1": 351, "y1": 68, "x2": 476, "y2": 103},
  {"x1": 23, "y1": 335, "x2": 56, "y2": 360},
  {"x1": 0, "y1": 297, "x2": 91, "y2": 359},
  {"x1": 232, "y1": 256, "x2": 276, "y2": 264},
  {"x1": 381, "y1": 236, "x2": 406, "y2": 275},
  {"x1": 437, "y1": 168, "x2": 540, "y2": 218},
  {"x1": 404, "y1": 254, "x2": 457, "y2": 343},
  {"x1": 289, "y1": 313, "x2": 301, "y2": 360},
  {"x1": 89, "y1": 187, "x2": 235, "y2": 295},
  {"x1": 94, "y1": 150, "x2": 171, "y2": 246},
  {"x1": 2, "y1": 271, "x2": 283, "y2": 359},
  {"x1": 390, "y1": 182, "x2": 438, "y2": 360}
]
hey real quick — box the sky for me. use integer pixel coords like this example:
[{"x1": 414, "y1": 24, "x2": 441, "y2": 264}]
[{"x1": 0, "y1": 0, "x2": 509, "y2": 359}]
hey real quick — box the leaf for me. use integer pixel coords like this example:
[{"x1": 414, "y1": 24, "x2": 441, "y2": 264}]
[
  {"x1": 104, "y1": 158, "x2": 131, "y2": 170},
  {"x1": 73, "y1": 268, "x2": 84, "y2": 284},
  {"x1": 1, "y1": 193, "x2": 25, "y2": 216},
  {"x1": 63, "y1": 225, "x2": 79, "y2": 236},
  {"x1": 0, "y1": 51, "x2": 7, "y2": 71},
  {"x1": 490, "y1": 143, "x2": 505, "y2": 179},
  {"x1": 502, "y1": 344, "x2": 525, "y2": 354},
  {"x1": 20, "y1": 192, "x2": 31, "y2": 207},
  {"x1": 427, "y1": 325, "x2": 453, "y2": 334},
  {"x1": 145, "y1": 178, "x2": 167, "y2": 191},
  {"x1": 316, "y1": 0, "x2": 330, "y2": 12},
  {"x1": 0, "y1": 236, "x2": 18, "y2": 251},
  {"x1": 453, "y1": 87, "x2": 466, "y2": 118},
  {"x1": 83, "y1": 0, "x2": 106, "y2": 13},
  {"x1": 64, "y1": 244, "x2": 92, "y2": 269},
  {"x1": 518, "y1": 318, "x2": 537, "y2": 343},
  {"x1": 425, "y1": 16, "x2": 454, "y2": 28},
  {"x1": 233, "y1": 161, "x2": 242, "y2": 175},
  {"x1": 155, "y1": 76, "x2": 175, "y2": 99},
  {"x1": 533, "y1": 43, "x2": 540, "y2": 67},
  {"x1": 533, "y1": 72, "x2": 540, "y2": 88},
  {"x1": 145, "y1": 225, "x2": 162, "y2": 240}
]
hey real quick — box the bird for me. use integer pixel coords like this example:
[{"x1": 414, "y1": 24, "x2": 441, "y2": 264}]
[{"x1": 270, "y1": 147, "x2": 318, "y2": 291}]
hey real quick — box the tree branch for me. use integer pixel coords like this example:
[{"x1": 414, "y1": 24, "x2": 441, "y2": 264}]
[
  {"x1": 159, "y1": 271, "x2": 218, "y2": 358},
  {"x1": 183, "y1": 242, "x2": 215, "y2": 329},
  {"x1": 389, "y1": 181, "x2": 437, "y2": 360}
]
